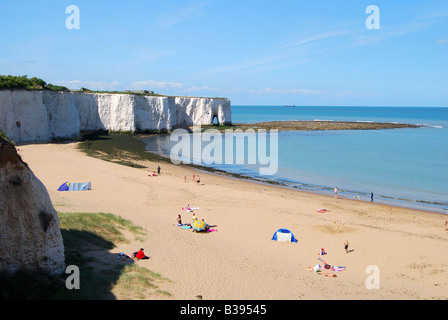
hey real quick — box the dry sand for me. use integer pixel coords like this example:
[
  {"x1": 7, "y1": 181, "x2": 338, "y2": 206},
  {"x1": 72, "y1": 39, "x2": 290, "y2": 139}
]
[{"x1": 18, "y1": 142, "x2": 448, "y2": 300}]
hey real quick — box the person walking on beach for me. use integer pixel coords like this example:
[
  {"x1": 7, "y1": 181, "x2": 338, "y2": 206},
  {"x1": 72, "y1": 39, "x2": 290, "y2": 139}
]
[
  {"x1": 192, "y1": 172, "x2": 195, "y2": 182},
  {"x1": 196, "y1": 175, "x2": 200, "y2": 186},
  {"x1": 370, "y1": 192, "x2": 374, "y2": 202},
  {"x1": 334, "y1": 187, "x2": 338, "y2": 197},
  {"x1": 157, "y1": 166, "x2": 161, "y2": 175},
  {"x1": 344, "y1": 240, "x2": 349, "y2": 254}
]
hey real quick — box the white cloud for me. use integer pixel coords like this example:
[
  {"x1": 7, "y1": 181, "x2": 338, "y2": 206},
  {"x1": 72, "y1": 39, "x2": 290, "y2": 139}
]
[
  {"x1": 129, "y1": 80, "x2": 221, "y2": 95},
  {"x1": 130, "y1": 80, "x2": 185, "y2": 90},
  {"x1": 436, "y1": 39, "x2": 448, "y2": 45},
  {"x1": 195, "y1": 29, "x2": 353, "y2": 78},
  {"x1": 262, "y1": 88, "x2": 324, "y2": 95},
  {"x1": 235, "y1": 88, "x2": 325, "y2": 95},
  {"x1": 185, "y1": 85, "x2": 219, "y2": 92},
  {"x1": 162, "y1": 0, "x2": 211, "y2": 27},
  {"x1": 280, "y1": 31, "x2": 349, "y2": 50}
]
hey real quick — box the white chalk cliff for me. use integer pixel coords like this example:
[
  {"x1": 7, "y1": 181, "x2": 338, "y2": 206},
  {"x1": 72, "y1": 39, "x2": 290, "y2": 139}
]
[{"x1": 0, "y1": 90, "x2": 232, "y2": 143}]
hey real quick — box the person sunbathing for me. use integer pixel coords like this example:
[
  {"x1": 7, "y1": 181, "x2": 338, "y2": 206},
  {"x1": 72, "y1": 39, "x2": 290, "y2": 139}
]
[{"x1": 134, "y1": 248, "x2": 150, "y2": 260}]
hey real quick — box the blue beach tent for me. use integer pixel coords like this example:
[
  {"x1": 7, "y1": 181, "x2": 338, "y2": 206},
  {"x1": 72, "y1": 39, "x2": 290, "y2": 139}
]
[
  {"x1": 58, "y1": 182, "x2": 91, "y2": 192},
  {"x1": 58, "y1": 182, "x2": 70, "y2": 191},
  {"x1": 272, "y1": 229, "x2": 298, "y2": 243}
]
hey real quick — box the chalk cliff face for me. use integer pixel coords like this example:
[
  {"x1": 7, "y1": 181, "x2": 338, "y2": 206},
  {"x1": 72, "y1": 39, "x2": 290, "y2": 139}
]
[
  {"x1": 0, "y1": 90, "x2": 232, "y2": 143},
  {"x1": 0, "y1": 90, "x2": 50, "y2": 142},
  {"x1": 0, "y1": 134, "x2": 65, "y2": 275}
]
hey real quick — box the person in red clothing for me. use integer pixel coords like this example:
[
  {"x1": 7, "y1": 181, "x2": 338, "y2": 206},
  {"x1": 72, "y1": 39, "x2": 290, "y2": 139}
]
[{"x1": 134, "y1": 248, "x2": 150, "y2": 260}]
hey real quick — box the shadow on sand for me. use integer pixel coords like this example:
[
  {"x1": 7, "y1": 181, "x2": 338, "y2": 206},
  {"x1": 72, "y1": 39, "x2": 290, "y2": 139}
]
[
  {"x1": 0, "y1": 228, "x2": 166, "y2": 300},
  {"x1": 60, "y1": 228, "x2": 135, "y2": 300}
]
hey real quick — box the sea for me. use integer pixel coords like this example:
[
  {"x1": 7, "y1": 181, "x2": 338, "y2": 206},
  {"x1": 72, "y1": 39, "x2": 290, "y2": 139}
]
[{"x1": 142, "y1": 106, "x2": 448, "y2": 214}]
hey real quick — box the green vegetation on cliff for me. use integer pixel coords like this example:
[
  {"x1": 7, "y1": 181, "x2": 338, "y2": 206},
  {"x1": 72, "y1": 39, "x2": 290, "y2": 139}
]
[
  {"x1": 0, "y1": 75, "x2": 68, "y2": 91},
  {"x1": 0, "y1": 75, "x2": 229, "y2": 99},
  {"x1": 0, "y1": 129, "x2": 9, "y2": 142}
]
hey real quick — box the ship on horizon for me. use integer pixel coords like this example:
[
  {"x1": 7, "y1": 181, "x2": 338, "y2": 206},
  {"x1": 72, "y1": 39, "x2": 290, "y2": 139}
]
[{"x1": 284, "y1": 104, "x2": 296, "y2": 107}]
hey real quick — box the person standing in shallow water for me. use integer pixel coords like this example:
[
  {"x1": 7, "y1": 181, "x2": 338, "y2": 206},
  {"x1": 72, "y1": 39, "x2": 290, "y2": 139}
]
[{"x1": 371, "y1": 192, "x2": 374, "y2": 202}]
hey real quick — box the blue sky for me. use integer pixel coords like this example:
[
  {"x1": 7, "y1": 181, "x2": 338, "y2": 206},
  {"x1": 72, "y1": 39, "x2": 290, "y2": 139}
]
[{"x1": 0, "y1": 0, "x2": 447, "y2": 106}]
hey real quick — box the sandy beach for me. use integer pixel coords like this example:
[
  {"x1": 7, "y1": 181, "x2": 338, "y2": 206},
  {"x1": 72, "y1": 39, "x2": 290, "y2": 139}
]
[{"x1": 18, "y1": 141, "x2": 448, "y2": 300}]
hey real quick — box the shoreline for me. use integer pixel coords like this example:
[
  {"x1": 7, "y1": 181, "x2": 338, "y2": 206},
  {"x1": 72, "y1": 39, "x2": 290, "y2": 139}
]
[
  {"x1": 144, "y1": 149, "x2": 448, "y2": 215},
  {"x1": 190, "y1": 165, "x2": 448, "y2": 217},
  {"x1": 137, "y1": 132, "x2": 447, "y2": 215},
  {"x1": 77, "y1": 130, "x2": 447, "y2": 215}
]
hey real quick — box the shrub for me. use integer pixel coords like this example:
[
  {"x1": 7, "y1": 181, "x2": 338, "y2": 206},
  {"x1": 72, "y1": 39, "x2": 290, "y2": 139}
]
[{"x1": 0, "y1": 75, "x2": 68, "y2": 91}]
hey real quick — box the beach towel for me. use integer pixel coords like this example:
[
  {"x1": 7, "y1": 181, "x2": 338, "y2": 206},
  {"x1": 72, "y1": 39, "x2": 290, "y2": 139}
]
[
  {"x1": 332, "y1": 266, "x2": 346, "y2": 272},
  {"x1": 181, "y1": 207, "x2": 200, "y2": 211},
  {"x1": 317, "y1": 258, "x2": 347, "y2": 272}
]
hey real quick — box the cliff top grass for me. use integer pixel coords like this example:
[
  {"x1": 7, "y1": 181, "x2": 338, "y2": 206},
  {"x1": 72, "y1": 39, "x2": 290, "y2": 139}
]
[
  {"x1": 0, "y1": 74, "x2": 229, "y2": 100},
  {"x1": 73, "y1": 87, "x2": 229, "y2": 100}
]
